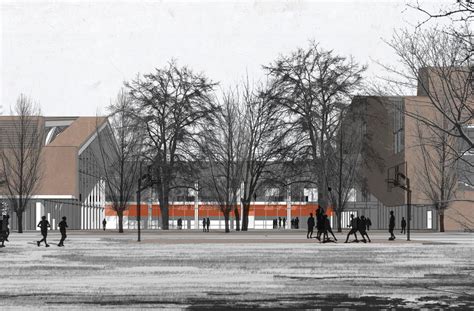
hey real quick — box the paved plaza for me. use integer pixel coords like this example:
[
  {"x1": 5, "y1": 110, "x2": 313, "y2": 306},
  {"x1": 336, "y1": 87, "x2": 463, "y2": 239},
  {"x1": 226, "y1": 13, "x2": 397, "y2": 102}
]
[{"x1": 0, "y1": 230, "x2": 473, "y2": 310}]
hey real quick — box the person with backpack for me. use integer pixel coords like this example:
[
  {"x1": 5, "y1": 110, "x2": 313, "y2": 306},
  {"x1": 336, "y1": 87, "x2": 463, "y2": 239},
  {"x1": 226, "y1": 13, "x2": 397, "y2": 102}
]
[{"x1": 37, "y1": 216, "x2": 51, "y2": 247}]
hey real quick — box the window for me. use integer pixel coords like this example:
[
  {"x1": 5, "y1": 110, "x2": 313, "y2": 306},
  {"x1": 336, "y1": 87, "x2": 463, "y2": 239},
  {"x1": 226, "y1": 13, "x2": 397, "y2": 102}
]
[
  {"x1": 304, "y1": 188, "x2": 318, "y2": 202},
  {"x1": 347, "y1": 188, "x2": 357, "y2": 202},
  {"x1": 392, "y1": 98, "x2": 405, "y2": 154}
]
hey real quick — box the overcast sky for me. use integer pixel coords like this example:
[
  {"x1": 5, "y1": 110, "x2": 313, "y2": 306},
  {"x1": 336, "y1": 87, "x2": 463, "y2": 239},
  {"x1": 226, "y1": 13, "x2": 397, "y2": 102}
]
[{"x1": 1, "y1": 0, "x2": 445, "y2": 116}]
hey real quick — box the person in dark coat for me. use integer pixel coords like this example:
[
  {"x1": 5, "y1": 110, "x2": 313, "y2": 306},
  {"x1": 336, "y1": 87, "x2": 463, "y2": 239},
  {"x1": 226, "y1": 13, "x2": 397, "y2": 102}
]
[
  {"x1": 366, "y1": 217, "x2": 372, "y2": 231},
  {"x1": 202, "y1": 218, "x2": 206, "y2": 232},
  {"x1": 316, "y1": 207, "x2": 325, "y2": 241},
  {"x1": 307, "y1": 213, "x2": 315, "y2": 239},
  {"x1": 344, "y1": 214, "x2": 359, "y2": 243},
  {"x1": 389, "y1": 211, "x2": 396, "y2": 240},
  {"x1": 278, "y1": 217, "x2": 282, "y2": 228},
  {"x1": 401, "y1": 217, "x2": 406, "y2": 234},
  {"x1": 322, "y1": 214, "x2": 337, "y2": 242},
  {"x1": 295, "y1": 217, "x2": 299, "y2": 229},
  {"x1": 206, "y1": 217, "x2": 210, "y2": 232},
  {"x1": 358, "y1": 216, "x2": 371, "y2": 243},
  {"x1": 0, "y1": 216, "x2": 7, "y2": 248},
  {"x1": 37, "y1": 216, "x2": 51, "y2": 247},
  {"x1": 102, "y1": 218, "x2": 107, "y2": 231},
  {"x1": 282, "y1": 217, "x2": 286, "y2": 229},
  {"x1": 57, "y1": 216, "x2": 68, "y2": 247}
]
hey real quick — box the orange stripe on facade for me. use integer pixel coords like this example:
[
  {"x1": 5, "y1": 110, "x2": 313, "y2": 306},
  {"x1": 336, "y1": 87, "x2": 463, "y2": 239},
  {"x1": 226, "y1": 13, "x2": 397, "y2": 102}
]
[{"x1": 105, "y1": 203, "x2": 324, "y2": 217}]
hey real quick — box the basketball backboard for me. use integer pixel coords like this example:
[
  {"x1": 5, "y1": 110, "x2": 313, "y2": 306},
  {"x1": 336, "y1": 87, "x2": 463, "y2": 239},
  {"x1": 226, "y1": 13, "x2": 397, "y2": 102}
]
[{"x1": 387, "y1": 162, "x2": 407, "y2": 191}]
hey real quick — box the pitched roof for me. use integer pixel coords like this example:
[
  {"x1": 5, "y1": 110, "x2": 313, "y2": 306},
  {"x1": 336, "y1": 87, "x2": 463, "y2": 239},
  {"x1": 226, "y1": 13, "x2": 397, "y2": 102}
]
[{"x1": 48, "y1": 117, "x2": 107, "y2": 149}]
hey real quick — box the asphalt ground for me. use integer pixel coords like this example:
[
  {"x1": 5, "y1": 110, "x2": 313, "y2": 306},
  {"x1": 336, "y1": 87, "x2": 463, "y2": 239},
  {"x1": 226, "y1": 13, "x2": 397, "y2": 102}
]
[{"x1": 0, "y1": 230, "x2": 473, "y2": 310}]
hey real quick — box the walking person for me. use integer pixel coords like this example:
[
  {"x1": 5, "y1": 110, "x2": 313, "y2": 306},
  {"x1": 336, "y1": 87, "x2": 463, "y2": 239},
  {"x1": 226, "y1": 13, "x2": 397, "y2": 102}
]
[
  {"x1": 37, "y1": 216, "x2": 51, "y2": 247},
  {"x1": 307, "y1": 213, "x2": 315, "y2": 239},
  {"x1": 206, "y1": 217, "x2": 210, "y2": 232},
  {"x1": 344, "y1": 214, "x2": 359, "y2": 243},
  {"x1": 102, "y1": 218, "x2": 107, "y2": 231},
  {"x1": 57, "y1": 216, "x2": 68, "y2": 247},
  {"x1": 366, "y1": 217, "x2": 372, "y2": 231},
  {"x1": 278, "y1": 217, "x2": 282, "y2": 228},
  {"x1": 316, "y1": 207, "x2": 325, "y2": 241},
  {"x1": 389, "y1": 211, "x2": 396, "y2": 240},
  {"x1": 283, "y1": 217, "x2": 286, "y2": 229},
  {"x1": 358, "y1": 216, "x2": 371, "y2": 243},
  {"x1": 0, "y1": 215, "x2": 7, "y2": 248},
  {"x1": 202, "y1": 218, "x2": 206, "y2": 232},
  {"x1": 295, "y1": 217, "x2": 299, "y2": 229},
  {"x1": 322, "y1": 214, "x2": 337, "y2": 242},
  {"x1": 401, "y1": 217, "x2": 406, "y2": 234}
]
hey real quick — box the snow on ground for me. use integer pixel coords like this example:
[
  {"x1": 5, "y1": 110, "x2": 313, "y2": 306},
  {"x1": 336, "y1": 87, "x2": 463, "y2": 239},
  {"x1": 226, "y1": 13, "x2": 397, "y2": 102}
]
[{"x1": 0, "y1": 230, "x2": 473, "y2": 310}]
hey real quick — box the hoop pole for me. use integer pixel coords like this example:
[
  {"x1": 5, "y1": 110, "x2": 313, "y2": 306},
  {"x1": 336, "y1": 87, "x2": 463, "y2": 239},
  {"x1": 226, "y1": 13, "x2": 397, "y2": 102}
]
[{"x1": 407, "y1": 177, "x2": 411, "y2": 241}]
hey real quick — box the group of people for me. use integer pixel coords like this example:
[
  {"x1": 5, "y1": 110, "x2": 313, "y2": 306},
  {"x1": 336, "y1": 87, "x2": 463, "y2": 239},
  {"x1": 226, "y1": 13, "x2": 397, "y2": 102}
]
[
  {"x1": 345, "y1": 214, "x2": 371, "y2": 243},
  {"x1": 306, "y1": 207, "x2": 337, "y2": 243},
  {"x1": 272, "y1": 217, "x2": 287, "y2": 229},
  {"x1": 290, "y1": 217, "x2": 300, "y2": 229},
  {"x1": 36, "y1": 215, "x2": 68, "y2": 247},
  {"x1": 202, "y1": 217, "x2": 210, "y2": 232}
]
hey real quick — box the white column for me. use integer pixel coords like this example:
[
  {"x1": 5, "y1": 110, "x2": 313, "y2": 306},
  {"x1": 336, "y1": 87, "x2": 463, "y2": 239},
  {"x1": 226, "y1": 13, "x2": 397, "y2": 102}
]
[
  {"x1": 286, "y1": 185, "x2": 291, "y2": 230},
  {"x1": 35, "y1": 202, "x2": 43, "y2": 231},
  {"x1": 194, "y1": 182, "x2": 199, "y2": 229},
  {"x1": 81, "y1": 206, "x2": 84, "y2": 230}
]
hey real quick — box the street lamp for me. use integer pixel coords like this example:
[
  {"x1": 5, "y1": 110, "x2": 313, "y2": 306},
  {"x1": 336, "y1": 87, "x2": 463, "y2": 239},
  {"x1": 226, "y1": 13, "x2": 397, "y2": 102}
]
[{"x1": 136, "y1": 162, "x2": 157, "y2": 242}]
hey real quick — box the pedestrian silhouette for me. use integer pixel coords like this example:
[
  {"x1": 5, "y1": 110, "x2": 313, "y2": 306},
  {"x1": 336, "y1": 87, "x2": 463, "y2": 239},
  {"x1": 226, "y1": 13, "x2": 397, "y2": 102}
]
[
  {"x1": 278, "y1": 217, "x2": 282, "y2": 228},
  {"x1": 401, "y1": 217, "x2": 406, "y2": 234},
  {"x1": 389, "y1": 211, "x2": 396, "y2": 240},
  {"x1": 358, "y1": 216, "x2": 371, "y2": 243},
  {"x1": 102, "y1": 218, "x2": 107, "y2": 231},
  {"x1": 37, "y1": 216, "x2": 51, "y2": 247},
  {"x1": 345, "y1": 214, "x2": 359, "y2": 243},
  {"x1": 58, "y1": 216, "x2": 68, "y2": 247},
  {"x1": 291, "y1": 218, "x2": 294, "y2": 229},
  {"x1": 322, "y1": 214, "x2": 337, "y2": 242},
  {"x1": 283, "y1": 217, "x2": 286, "y2": 229},
  {"x1": 0, "y1": 215, "x2": 7, "y2": 248},
  {"x1": 307, "y1": 213, "x2": 315, "y2": 239},
  {"x1": 366, "y1": 217, "x2": 372, "y2": 231},
  {"x1": 316, "y1": 207, "x2": 325, "y2": 241},
  {"x1": 202, "y1": 218, "x2": 206, "y2": 232},
  {"x1": 206, "y1": 217, "x2": 210, "y2": 232},
  {"x1": 295, "y1": 217, "x2": 299, "y2": 229}
]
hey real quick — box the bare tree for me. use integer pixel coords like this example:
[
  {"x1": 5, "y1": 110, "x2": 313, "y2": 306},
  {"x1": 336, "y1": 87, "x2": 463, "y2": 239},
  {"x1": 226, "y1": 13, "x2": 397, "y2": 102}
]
[
  {"x1": 96, "y1": 90, "x2": 142, "y2": 233},
  {"x1": 198, "y1": 89, "x2": 246, "y2": 232},
  {"x1": 125, "y1": 61, "x2": 218, "y2": 230},
  {"x1": 383, "y1": 28, "x2": 473, "y2": 161},
  {"x1": 414, "y1": 115, "x2": 459, "y2": 232},
  {"x1": 264, "y1": 41, "x2": 366, "y2": 210},
  {"x1": 239, "y1": 80, "x2": 295, "y2": 231},
  {"x1": 327, "y1": 107, "x2": 364, "y2": 232},
  {"x1": 0, "y1": 95, "x2": 43, "y2": 233}
]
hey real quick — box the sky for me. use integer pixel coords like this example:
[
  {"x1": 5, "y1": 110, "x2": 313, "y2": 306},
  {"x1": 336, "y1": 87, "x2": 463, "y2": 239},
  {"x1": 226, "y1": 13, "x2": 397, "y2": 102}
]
[{"x1": 1, "y1": 0, "x2": 446, "y2": 116}]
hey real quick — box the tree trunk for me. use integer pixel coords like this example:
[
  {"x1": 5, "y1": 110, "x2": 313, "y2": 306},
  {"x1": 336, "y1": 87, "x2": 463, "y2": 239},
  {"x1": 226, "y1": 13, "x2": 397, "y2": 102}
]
[
  {"x1": 336, "y1": 210, "x2": 342, "y2": 233},
  {"x1": 224, "y1": 210, "x2": 230, "y2": 233},
  {"x1": 16, "y1": 211, "x2": 23, "y2": 233},
  {"x1": 159, "y1": 195, "x2": 169, "y2": 230},
  {"x1": 117, "y1": 210, "x2": 124, "y2": 233},
  {"x1": 234, "y1": 205, "x2": 240, "y2": 231},
  {"x1": 439, "y1": 210, "x2": 445, "y2": 232},
  {"x1": 241, "y1": 201, "x2": 250, "y2": 231}
]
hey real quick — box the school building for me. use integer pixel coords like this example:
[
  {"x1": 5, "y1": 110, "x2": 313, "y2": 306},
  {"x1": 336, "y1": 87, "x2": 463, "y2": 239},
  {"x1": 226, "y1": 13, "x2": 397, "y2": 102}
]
[{"x1": 0, "y1": 116, "x2": 114, "y2": 231}]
